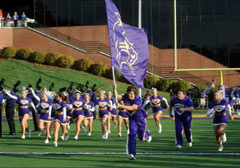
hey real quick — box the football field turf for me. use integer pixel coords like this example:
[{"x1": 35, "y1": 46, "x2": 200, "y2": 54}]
[{"x1": 0, "y1": 117, "x2": 239, "y2": 168}]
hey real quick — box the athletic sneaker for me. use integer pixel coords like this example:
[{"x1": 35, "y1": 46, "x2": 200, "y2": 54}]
[
  {"x1": 21, "y1": 135, "x2": 25, "y2": 139},
  {"x1": 64, "y1": 134, "x2": 69, "y2": 141},
  {"x1": 158, "y1": 124, "x2": 162, "y2": 133},
  {"x1": 222, "y1": 133, "x2": 227, "y2": 143},
  {"x1": 107, "y1": 130, "x2": 111, "y2": 134},
  {"x1": 127, "y1": 130, "x2": 130, "y2": 134},
  {"x1": 129, "y1": 154, "x2": 135, "y2": 160},
  {"x1": 28, "y1": 130, "x2": 32, "y2": 138},
  {"x1": 188, "y1": 142, "x2": 192, "y2": 147},
  {"x1": 54, "y1": 141, "x2": 58, "y2": 147},
  {"x1": 48, "y1": 135, "x2": 52, "y2": 140},
  {"x1": 67, "y1": 125, "x2": 71, "y2": 130},
  {"x1": 146, "y1": 136, "x2": 152, "y2": 143},
  {"x1": 218, "y1": 146, "x2": 223, "y2": 152},
  {"x1": 38, "y1": 131, "x2": 42, "y2": 137},
  {"x1": 45, "y1": 139, "x2": 49, "y2": 144},
  {"x1": 102, "y1": 134, "x2": 108, "y2": 140},
  {"x1": 74, "y1": 135, "x2": 78, "y2": 140},
  {"x1": 60, "y1": 136, "x2": 64, "y2": 141},
  {"x1": 118, "y1": 133, "x2": 122, "y2": 137},
  {"x1": 81, "y1": 126, "x2": 87, "y2": 133},
  {"x1": 87, "y1": 133, "x2": 91, "y2": 136},
  {"x1": 176, "y1": 145, "x2": 182, "y2": 149}
]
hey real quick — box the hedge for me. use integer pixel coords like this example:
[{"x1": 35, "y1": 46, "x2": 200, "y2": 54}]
[
  {"x1": 104, "y1": 68, "x2": 122, "y2": 80},
  {"x1": 28, "y1": 51, "x2": 46, "y2": 64},
  {"x1": 0, "y1": 47, "x2": 16, "y2": 58},
  {"x1": 144, "y1": 74, "x2": 160, "y2": 89},
  {"x1": 45, "y1": 52, "x2": 62, "y2": 66},
  {"x1": 157, "y1": 78, "x2": 172, "y2": 91},
  {"x1": 15, "y1": 48, "x2": 33, "y2": 60},
  {"x1": 56, "y1": 55, "x2": 74, "y2": 68},
  {"x1": 73, "y1": 58, "x2": 94, "y2": 72},
  {"x1": 88, "y1": 63, "x2": 108, "y2": 76}
]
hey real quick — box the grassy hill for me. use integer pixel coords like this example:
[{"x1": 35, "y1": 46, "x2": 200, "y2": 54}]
[{"x1": 0, "y1": 59, "x2": 170, "y2": 99}]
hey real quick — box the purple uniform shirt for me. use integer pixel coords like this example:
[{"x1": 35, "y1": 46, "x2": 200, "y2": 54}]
[
  {"x1": 83, "y1": 101, "x2": 95, "y2": 118},
  {"x1": 170, "y1": 96, "x2": 193, "y2": 116},
  {"x1": 39, "y1": 100, "x2": 52, "y2": 121},
  {"x1": 71, "y1": 97, "x2": 85, "y2": 118},
  {"x1": 96, "y1": 98, "x2": 109, "y2": 118},
  {"x1": 17, "y1": 97, "x2": 33, "y2": 116},
  {"x1": 53, "y1": 101, "x2": 67, "y2": 124},
  {"x1": 150, "y1": 95, "x2": 163, "y2": 113}
]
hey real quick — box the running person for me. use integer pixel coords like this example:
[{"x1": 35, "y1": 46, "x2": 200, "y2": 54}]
[
  {"x1": 71, "y1": 91, "x2": 85, "y2": 140},
  {"x1": 4, "y1": 89, "x2": 37, "y2": 139},
  {"x1": 169, "y1": 89, "x2": 194, "y2": 149},
  {"x1": 107, "y1": 91, "x2": 117, "y2": 134},
  {"x1": 114, "y1": 85, "x2": 152, "y2": 160},
  {"x1": 95, "y1": 90, "x2": 109, "y2": 139},
  {"x1": 207, "y1": 91, "x2": 234, "y2": 151},
  {"x1": 117, "y1": 100, "x2": 129, "y2": 137},
  {"x1": 83, "y1": 93, "x2": 95, "y2": 136},
  {"x1": 53, "y1": 93, "x2": 68, "y2": 147},
  {"x1": 150, "y1": 88, "x2": 169, "y2": 133}
]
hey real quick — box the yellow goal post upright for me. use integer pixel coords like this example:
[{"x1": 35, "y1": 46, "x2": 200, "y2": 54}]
[{"x1": 173, "y1": 0, "x2": 240, "y2": 86}]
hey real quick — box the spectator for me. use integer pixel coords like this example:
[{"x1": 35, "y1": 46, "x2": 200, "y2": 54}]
[
  {"x1": 5, "y1": 12, "x2": 12, "y2": 27},
  {"x1": 13, "y1": 11, "x2": 19, "y2": 27},
  {"x1": 21, "y1": 12, "x2": 27, "y2": 26},
  {"x1": 211, "y1": 79, "x2": 216, "y2": 88},
  {"x1": 198, "y1": 89, "x2": 207, "y2": 110}
]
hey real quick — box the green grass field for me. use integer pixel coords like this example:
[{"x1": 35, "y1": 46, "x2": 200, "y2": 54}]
[{"x1": 0, "y1": 119, "x2": 239, "y2": 168}]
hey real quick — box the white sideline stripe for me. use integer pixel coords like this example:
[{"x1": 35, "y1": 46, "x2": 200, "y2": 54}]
[{"x1": 0, "y1": 152, "x2": 239, "y2": 156}]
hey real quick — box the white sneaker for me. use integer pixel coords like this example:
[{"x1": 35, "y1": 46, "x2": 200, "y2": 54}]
[
  {"x1": 218, "y1": 145, "x2": 223, "y2": 152},
  {"x1": 38, "y1": 131, "x2": 42, "y2": 136},
  {"x1": 107, "y1": 130, "x2": 111, "y2": 134},
  {"x1": 48, "y1": 135, "x2": 52, "y2": 140},
  {"x1": 60, "y1": 136, "x2": 64, "y2": 141},
  {"x1": 54, "y1": 141, "x2": 58, "y2": 147},
  {"x1": 222, "y1": 133, "x2": 227, "y2": 143},
  {"x1": 45, "y1": 139, "x2": 49, "y2": 144},
  {"x1": 74, "y1": 135, "x2": 78, "y2": 140},
  {"x1": 64, "y1": 134, "x2": 69, "y2": 141},
  {"x1": 87, "y1": 133, "x2": 91, "y2": 136},
  {"x1": 188, "y1": 142, "x2": 192, "y2": 147},
  {"x1": 102, "y1": 134, "x2": 108, "y2": 140},
  {"x1": 158, "y1": 124, "x2": 162, "y2": 133},
  {"x1": 21, "y1": 135, "x2": 25, "y2": 139},
  {"x1": 118, "y1": 133, "x2": 122, "y2": 137},
  {"x1": 67, "y1": 125, "x2": 71, "y2": 129},
  {"x1": 28, "y1": 130, "x2": 31, "y2": 138},
  {"x1": 176, "y1": 145, "x2": 182, "y2": 149},
  {"x1": 129, "y1": 154, "x2": 135, "y2": 160},
  {"x1": 127, "y1": 130, "x2": 130, "y2": 134},
  {"x1": 146, "y1": 136, "x2": 152, "y2": 143},
  {"x1": 82, "y1": 126, "x2": 86, "y2": 133}
]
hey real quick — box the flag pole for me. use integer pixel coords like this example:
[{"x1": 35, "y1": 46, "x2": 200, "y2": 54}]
[
  {"x1": 112, "y1": 66, "x2": 118, "y2": 103},
  {"x1": 138, "y1": 0, "x2": 142, "y2": 97}
]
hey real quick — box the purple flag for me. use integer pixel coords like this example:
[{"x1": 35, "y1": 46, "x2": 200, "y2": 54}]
[{"x1": 105, "y1": 0, "x2": 149, "y2": 89}]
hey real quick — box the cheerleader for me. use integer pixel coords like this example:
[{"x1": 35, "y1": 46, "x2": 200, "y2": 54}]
[
  {"x1": 114, "y1": 85, "x2": 151, "y2": 160},
  {"x1": 150, "y1": 88, "x2": 169, "y2": 133},
  {"x1": 107, "y1": 91, "x2": 117, "y2": 134},
  {"x1": 83, "y1": 93, "x2": 95, "y2": 136},
  {"x1": 207, "y1": 91, "x2": 234, "y2": 151},
  {"x1": 71, "y1": 91, "x2": 85, "y2": 140},
  {"x1": 95, "y1": 90, "x2": 109, "y2": 139},
  {"x1": 53, "y1": 93, "x2": 68, "y2": 147},
  {"x1": 4, "y1": 89, "x2": 37, "y2": 139},
  {"x1": 118, "y1": 100, "x2": 129, "y2": 137},
  {"x1": 30, "y1": 88, "x2": 52, "y2": 144}
]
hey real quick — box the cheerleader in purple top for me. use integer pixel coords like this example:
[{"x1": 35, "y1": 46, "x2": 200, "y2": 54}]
[
  {"x1": 83, "y1": 93, "x2": 95, "y2": 136},
  {"x1": 150, "y1": 88, "x2": 169, "y2": 133},
  {"x1": 95, "y1": 90, "x2": 109, "y2": 139},
  {"x1": 71, "y1": 91, "x2": 85, "y2": 140},
  {"x1": 107, "y1": 91, "x2": 117, "y2": 134},
  {"x1": 118, "y1": 100, "x2": 129, "y2": 137},
  {"x1": 4, "y1": 89, "x2": 37, "y2": 139},
  {"x1": 53, "y1": 93, "x2": 68, "y2": 147},
  {"x1": 207, "y1": 91, "x2": 234, "y2": 152},
  {"x1": 169, "y1": 89, "x2": 194, "y2": 149}
]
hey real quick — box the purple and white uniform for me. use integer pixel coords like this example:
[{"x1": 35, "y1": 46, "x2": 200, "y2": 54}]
[
  {"x1": 108, "y1": 98, "x2": 117, "y2": 116},
  {"x1": 96, "y1": 98, "x2": 109, "y2": 119},
  {"x1": 71, "y1": 97, "x2": 85, "y2": 119},
  {"x1": 122, "y1": 94, "x2": 150, "y2": 157},
  {"x1": 207, "y1": 98, "x2": 231, "y2": 126},
  {"x1": 17, "y1": 97, "x2": 33, "y2": 117},
  {"x1": 170, "y1": 96, "x2": 193, "y2": 146},
  {"x1": 38, "y1": 100, "x2": 52, "y2": 122},
  {"x1": 53, "y1": 101, "x2": 67, "y2": 125},
  {"x1": 150, "y1": 96, "x2": 168, "y2": 114},
  {"x1": 118, "y1": 107, "x2": 129, "y2": 119},
  {"x1": 83, "y1": 101, "x2": 95, "y2": 118}
]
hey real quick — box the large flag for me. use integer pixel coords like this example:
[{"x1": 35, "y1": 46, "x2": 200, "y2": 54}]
[{"x1": 105, "y1": 0, "x2": 149, "y2": 89}]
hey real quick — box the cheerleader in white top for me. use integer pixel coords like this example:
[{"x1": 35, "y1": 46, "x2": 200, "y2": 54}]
[
  {"x1": 83, "y1": 93, "x2": 95, "y2": 136},
  {"x1": 207, "y1": 91, "x2": 234, "y2": 151}
]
